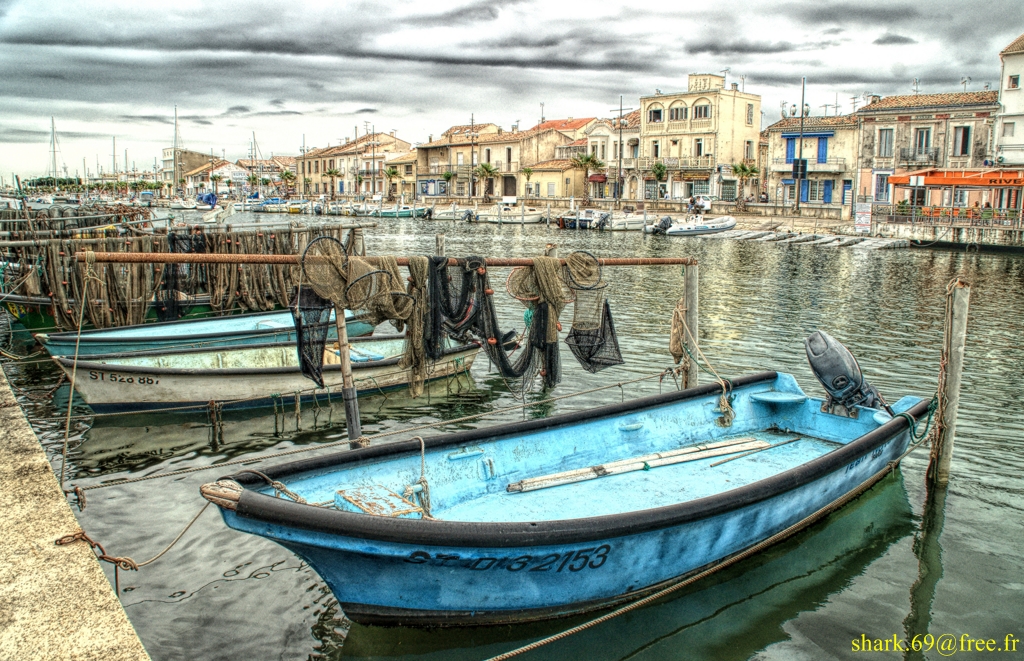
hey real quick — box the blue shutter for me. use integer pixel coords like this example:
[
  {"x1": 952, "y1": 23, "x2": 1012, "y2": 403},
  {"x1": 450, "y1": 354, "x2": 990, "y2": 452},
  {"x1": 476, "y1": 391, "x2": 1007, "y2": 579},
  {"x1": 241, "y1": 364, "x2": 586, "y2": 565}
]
[
  {"x1": 800, "y1": 179, "x2": 809, "y2": 203},
  {"x1": 823, "y1": 180, "x2": 833, "y2": 203},
  {"x1": 786, "y1": 138, "x2": 795, "y2": 163},
  {"x1": 817, "y1": 138, "x2": 828, "y2": 163}
]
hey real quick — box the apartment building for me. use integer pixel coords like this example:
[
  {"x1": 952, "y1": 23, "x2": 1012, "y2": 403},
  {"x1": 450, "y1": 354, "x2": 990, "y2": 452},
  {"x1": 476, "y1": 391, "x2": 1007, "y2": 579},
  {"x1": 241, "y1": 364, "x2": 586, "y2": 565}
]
[
  {"x1": 764, "y1": 115, "x2": 860, "y2": 206},
  {"x1": 996, "y1": 32, "x2": 1024, "y2": 165},
  {"x1": 296, "y1": 133, "x2": 411, "y2": 197},
  {"x1": 638, "y1": 74, "x2": 761, "y2": 200},
  {"x1": 582, "y1": 110, "x2": 640, "y2": 199}
]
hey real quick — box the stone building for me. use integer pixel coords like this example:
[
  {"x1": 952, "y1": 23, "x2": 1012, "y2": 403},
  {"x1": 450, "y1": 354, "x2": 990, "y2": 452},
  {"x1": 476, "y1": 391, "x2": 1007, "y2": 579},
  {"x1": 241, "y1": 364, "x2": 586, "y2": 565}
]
[
  {"x1": 296, "y1": 133, "x2": 411, "y2": 197},
  {"x1": 638, "y1": 74, "x2": 761, "y2": 200},
  {"x1": 996, "y1": 32, "x2": 1024, "y2": 165},
  {"x1": 763, "y1": 115, "x2": 860, "y2": 207},
  {"x1": 582, "y1": 110, "x2": 640, "y2": 200}
]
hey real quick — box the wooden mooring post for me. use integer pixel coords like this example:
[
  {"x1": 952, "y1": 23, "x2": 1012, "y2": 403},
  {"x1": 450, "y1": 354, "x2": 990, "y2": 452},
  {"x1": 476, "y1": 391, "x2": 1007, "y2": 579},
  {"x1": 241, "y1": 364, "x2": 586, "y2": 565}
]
[
  {"x1": 928, "y1": 278, "x2": 970, "y2": 485},
  {"x1": 683, "y1": 264, "x2": 699, "y2": 388},
  {"x1": 435, "y1": 233, "x2": 445, "y2": 256}
]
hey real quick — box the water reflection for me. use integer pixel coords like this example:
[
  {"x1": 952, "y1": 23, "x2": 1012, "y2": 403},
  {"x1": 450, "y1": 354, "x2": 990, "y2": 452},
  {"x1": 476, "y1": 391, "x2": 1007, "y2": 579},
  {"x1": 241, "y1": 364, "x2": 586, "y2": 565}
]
[{"x1": 902, "y1": 483, "x2": 948, "y2": 661}]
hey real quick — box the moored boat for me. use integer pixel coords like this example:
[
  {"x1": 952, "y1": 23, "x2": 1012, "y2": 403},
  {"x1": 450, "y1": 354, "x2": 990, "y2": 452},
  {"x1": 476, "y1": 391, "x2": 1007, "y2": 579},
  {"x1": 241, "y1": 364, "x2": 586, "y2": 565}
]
[
  {"x1": 54, "y1": 334, "x2": 480, "y2": 413},
  {"x1": 199, "y1": 337, "x2": 930, "y2": 627},
  {"x1": 35, "y1": 308, "x2": 374, "y2": 357},
  {"x1": 644, "y1": 215, "x2": 737, "y2": 236},
  {"x1": 477, "y1": 204, "x2": 545, "y2": 223}
]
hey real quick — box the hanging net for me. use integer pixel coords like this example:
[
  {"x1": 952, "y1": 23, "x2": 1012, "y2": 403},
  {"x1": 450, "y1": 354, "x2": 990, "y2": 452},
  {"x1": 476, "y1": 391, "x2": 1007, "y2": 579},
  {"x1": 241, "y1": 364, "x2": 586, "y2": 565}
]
[
  {"x1": 563, "y1": 251, "x2": 624, "y2": 373},
  {"x1": 156, "y1": 231, "x2": 207, "y2": 321},
  {"x1": 291, "y1": 287, "x2": 333, "y2": 388}
]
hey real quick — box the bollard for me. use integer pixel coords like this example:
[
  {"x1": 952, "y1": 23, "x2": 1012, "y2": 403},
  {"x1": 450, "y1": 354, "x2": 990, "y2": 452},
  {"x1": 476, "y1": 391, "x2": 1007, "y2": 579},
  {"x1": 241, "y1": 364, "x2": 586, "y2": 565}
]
[{"x1": 928, "y1": 278, "x2": 970, "y2": 485}]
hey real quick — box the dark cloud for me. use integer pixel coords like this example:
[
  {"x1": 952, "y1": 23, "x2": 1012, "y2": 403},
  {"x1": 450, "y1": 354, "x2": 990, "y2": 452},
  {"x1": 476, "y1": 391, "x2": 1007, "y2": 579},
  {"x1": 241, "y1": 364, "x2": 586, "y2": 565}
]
[
  {"x1": 780, "y1": 2, "x2": 921, "y2": 26},
  {"x1": 119, "y1": 114, "x2": 173, "y2": 124},
  {"x1": 874, "y1": 33, "x2": 917, "y2": 45},
  {"x1": 269, "y1": 99, "x2": 285, "y2": 107},
  {"x1": 354, "y1": 108, "x2": 378, "y2": 114},
  {"x1": 408, "y1": 0, "x2": 530, "y2": 27},
  {"x1": 0, "y1": 127, "x2": 113, "y2": 142},
  {"x1": 686, "y1": 39, "x2": 798, "y2": 55},
  {"x1": 224, "y1": 105, "x2": 250, "y2": 115}
]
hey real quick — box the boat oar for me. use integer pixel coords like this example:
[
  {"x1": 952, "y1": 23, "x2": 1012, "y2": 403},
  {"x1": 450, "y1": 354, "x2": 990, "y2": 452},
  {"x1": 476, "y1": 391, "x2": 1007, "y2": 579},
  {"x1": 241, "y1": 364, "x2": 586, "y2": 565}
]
[{"x1": 708, "y1": 437, "x2": 802, "y2": 467}]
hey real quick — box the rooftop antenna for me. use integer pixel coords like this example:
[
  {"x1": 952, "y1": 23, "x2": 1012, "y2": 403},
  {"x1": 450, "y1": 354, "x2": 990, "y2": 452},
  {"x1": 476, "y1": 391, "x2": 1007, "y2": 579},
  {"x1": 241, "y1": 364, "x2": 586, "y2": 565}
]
[
  {"x1": 540, "y1": 102, "x2": 545, "y2": 123},
  {"x1": 850, "y1": 95, "x2": 860, "y2": 112},
  {"x1": 911, "y1": 78, "x2": 921, "y2": 94},
  {"x1": 720, "y1": 67, "x2": 730, "y2": 85},
  {"x1": 740, "y1": 75, "x2": 746, "y2": 92},
  {"x1": 961, "y1": 76, "x2": 971, "y2": 91}
]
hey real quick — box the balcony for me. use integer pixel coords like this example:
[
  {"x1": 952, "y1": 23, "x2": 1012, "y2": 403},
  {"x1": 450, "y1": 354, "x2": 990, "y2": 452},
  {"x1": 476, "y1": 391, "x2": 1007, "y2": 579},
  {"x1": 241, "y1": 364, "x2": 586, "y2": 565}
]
[
  {"x1": 899, "y1": 147, "x2": 940, "y2": 165},
  {"x1": 490, "y1": 161, "x2": 518, "y2": 173},
  {"x1": 357, "y1": 169, "x2": 381, "y2": 177},
  {"x1": 771, "y1": 157, "x2": 848, "y2": 173},
  {"x1": 638, "y1": 156, "x2": 716, "y2": 170}
]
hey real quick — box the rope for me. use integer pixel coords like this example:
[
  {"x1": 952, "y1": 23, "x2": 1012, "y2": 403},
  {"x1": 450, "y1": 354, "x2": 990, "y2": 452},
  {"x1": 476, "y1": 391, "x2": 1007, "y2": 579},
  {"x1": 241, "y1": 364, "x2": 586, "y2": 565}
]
[
  {"x1": 235, "y1": 469, "x2": 307, "y2": 504},
  {"x1": 677, "y1": 313, "x2": 734, "y2": 425},
  {"x1": 402, "y1": 435, "x2": 434, "y2": 518},
  {"x1": 482, "y1": 420, "x2": 933, "y2": 661},
  {"x1": 71, "y1": 366, "x2": 684, "y2": 491}
]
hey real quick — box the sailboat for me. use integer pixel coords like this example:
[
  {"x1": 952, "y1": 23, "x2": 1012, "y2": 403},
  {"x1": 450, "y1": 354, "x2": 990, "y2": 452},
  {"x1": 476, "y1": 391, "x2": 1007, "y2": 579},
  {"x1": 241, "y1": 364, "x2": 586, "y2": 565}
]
[{"x1": 26, "y1": 119, "x2": 77, "y2": 211}]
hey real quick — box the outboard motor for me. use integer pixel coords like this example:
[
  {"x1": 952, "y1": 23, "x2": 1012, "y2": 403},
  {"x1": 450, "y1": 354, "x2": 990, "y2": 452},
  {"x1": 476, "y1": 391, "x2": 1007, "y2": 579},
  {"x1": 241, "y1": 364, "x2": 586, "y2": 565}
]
[
  {"x1": 650, "y1": 216, "x2": 673, "y2": 235},
  {"x1": 805, "y1": 330, "x2": 892, "y2": 417}
]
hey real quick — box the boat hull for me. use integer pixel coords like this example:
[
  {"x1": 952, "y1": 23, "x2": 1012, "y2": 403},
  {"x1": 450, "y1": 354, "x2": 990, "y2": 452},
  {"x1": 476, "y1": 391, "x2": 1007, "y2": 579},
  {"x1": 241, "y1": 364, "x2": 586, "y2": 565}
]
[
  {"x1": 218, "y1": 373, "x2": 928, "y2": 626},
  {"x1": 36, "y1": 309, "x2": 374, "y2": 356},
  {"x1": 55, "y1": 339, "x2": 480, "y2": 413}
]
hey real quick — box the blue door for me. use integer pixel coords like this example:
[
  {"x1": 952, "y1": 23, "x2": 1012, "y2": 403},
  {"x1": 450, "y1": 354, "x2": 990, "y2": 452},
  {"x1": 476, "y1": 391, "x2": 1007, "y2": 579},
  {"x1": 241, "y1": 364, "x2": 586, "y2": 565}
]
[
  {"x1": 800, "y1": 180, "x2": 809, "y2": 203},
  {"x1": 823, "y1": 180, "x2": 833, "y2": 203},
  {"x1": 786, "y1": 139, "x2": 795, "y2": 163},
  {"x1": 817, "y1": 138, "x2": 828, "y2": 163}
]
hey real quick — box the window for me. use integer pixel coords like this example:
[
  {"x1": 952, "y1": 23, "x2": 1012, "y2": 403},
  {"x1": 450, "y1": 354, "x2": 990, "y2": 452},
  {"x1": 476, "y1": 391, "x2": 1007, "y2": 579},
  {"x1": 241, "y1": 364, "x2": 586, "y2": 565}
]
[
  {"x1": 1004, "y1": 122, "x2": 1016, "y2": 137},
  {"x1": 404, "y1": 164, "x2": 413, "y2": 175},
  {"x1": 547, "y1": 182, "x2": 556, "y2": 197},
  {"x1": 817, "y1": 138, "x2": 828, "y2": 163},
  {"x1": 1009, "y1": 75, "x2": 1020, "y2": 90},
  {"x1": 339, "y1": 182, "x2": 344, "y2": 193},
  {"x1": 484, "y1": 148, "x2": 491, "y2": 163},
  {"x1": 877, "y1": 129, "x2": 894, "y2": 157},
  {"x1": 301, "y1": 161, "x2": 306, "y2": 175},
  {"x1": 720, "y1": 181, "x2": 737, "y2": 201},
  {"x1": 457, "y1": 153, "x2": 464, "y2": 166},
  {"x1": 506, "y1": 147, "x2": 512, "y2": 165},
  {"x1": 314, "y1": 161, "x2": 319, "y2": 174},
  {"x1": 693, "y1": 105, "x2": 711, "y2": 119},
  {"x1": 591, "y1": 143, "x2": 598, "y2": 155},
  {"x1": 786, "y1": 137, "x2": 795, "y2": 163},
  {"x1": 612, "y1": 141, "x2": 618, "y2": 158},
  {"x1": 807, "y1": 180, "x2": 833, "y2": 202},
  {"x1": 694, "y1": 138, "x2": 704, "y2": 156},
  {"x1": 669, "y1": 106, "x2": 688, "y2": 121},
  {"x1": 874, "y1": 174, "x2": 890, "y2": 201},
  {"x1": 692, "y1": 181, "x2": 710, "y2": 195},
  {"x1": 315, "y1": 183, "x2": 319, "y2": 193},
  {"x1": 746, "y1": 104, "x2": 754, "y2": 125},
  {"x1": 953, "y1": 127, "x2": 971, "y2": 156},
  {"x1": 652, "y1": 141, "x2": 660, "y2": 157},
  {"x1": 744, "y1": 140, "x2": 754, "y2": 160},
  {"x1": 456, "y1": 183, "x2": 466, "y2": 196},
  {"x1": 954, "y1": 189, "x2": 969, "y2": 207},
  {"x1": 648, "y1": 108, "x2": 663, "y2": 123},
  {"x1": 472, "y1": 151, "x2": 478, "y2": 165},
  {"x1": 328, "y1": 159, "x2": 334, "y2": 169},
  {"x1": 914, "y1": 128, "x2": 931, "y2": 154}
]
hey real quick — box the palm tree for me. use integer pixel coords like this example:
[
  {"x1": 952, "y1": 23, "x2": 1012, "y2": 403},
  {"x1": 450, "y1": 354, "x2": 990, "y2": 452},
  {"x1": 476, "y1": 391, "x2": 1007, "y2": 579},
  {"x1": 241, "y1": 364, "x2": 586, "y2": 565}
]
[
  {"x1": 382, "y1": 166, "x2": 399, "y2": 201},
  {"x1": 442, "y1": 171, "x2": 454, "y2": 198},
  {"x1": 303, "y1": 177, "x2": 312, "y2": 195},
  {"x1": 279, "y1": 170, "x2": 296, "y2": 196},
  {"x1": 730, "y1": 162, "x2": 760, "y2": 210},
  {"x1": 324, "y1": 168, "x2": 341, "y2": 201},
  {"x1": 473, "y1": 163, "x2": 498, "y2": 201},
  {"x1": 520, "y1": 167, "x2": 533, "y2": 200},
  {"x1": 570, "y1": 153, "x2": 606, "y2": 206},
  {"x1": 650, "y1": 162, "x2": 667, "y2": 209},
  {"x1": 210, "y1": 174, "x2": 223, "y2": 195}
]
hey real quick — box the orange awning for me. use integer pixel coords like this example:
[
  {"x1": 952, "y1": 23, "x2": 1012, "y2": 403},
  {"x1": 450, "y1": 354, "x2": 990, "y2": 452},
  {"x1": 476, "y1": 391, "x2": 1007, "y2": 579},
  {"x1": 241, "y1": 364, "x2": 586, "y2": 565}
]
[{"x1": 889, "y1": 168, "x2": 1024, "y2": 187}]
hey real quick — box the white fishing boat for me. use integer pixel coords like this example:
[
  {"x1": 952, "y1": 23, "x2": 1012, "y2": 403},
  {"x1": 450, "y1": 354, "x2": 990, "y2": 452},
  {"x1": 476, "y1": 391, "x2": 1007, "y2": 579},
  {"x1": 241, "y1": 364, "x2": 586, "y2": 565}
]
[
  {"x1": 644, "y1": 215, "x2": 737, "y2": 236},
  {"x1": 169, "y1": 198, "x2": 197, "y2": 210},
  {"x1": 477, "y1": 204, "x2": 545, "y2": 223},
  {"x1": 54, "y1": 335, "x2": 481, "y2": 413},
  {"x1": 431, "y1": 205, "x2": 475, "y2": 221},
  {"x1": 608, "y1": 213, "x2": 646, "y2": 231}
]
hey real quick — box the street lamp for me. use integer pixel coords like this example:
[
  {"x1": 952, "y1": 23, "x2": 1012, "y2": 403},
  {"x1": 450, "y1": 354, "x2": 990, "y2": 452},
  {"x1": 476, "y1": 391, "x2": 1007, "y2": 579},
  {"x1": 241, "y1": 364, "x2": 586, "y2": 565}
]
[{"x1": 609, "y1": 95, "x2": 635, "y2": 206}]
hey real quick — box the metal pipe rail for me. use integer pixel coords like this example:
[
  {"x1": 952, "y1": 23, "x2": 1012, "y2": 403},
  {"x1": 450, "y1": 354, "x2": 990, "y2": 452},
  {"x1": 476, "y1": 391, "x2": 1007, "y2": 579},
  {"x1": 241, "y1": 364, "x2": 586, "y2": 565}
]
[{"x1": 75, "y1": 253, "x2": 699, "y2": 267}]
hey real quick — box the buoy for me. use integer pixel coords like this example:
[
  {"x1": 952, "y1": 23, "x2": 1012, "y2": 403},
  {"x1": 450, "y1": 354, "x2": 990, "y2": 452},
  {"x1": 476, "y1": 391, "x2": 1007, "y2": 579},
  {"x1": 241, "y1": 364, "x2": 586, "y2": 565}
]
[
  {"x1": 556, "y1": 322, "x2": 562, "y2": 331},
  {"x1": 484, "y1": 288, "x2": 494, "y2": 295},
  {"x1": 477, "y1": 267, "x2": 486, "y2": 275},
  {"x1": 487, "y1": 337, "x2": 498, "y2": 345},
  {"x1": 540, "y1": 369, "x2": 547, "y2": 376}
]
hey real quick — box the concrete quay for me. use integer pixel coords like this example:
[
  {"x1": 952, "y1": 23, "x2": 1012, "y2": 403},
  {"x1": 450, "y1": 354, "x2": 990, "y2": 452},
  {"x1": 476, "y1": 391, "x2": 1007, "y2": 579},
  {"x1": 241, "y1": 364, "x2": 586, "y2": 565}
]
[{"x1": 0, "y1": 369, "x2": 149, "y2": 660}]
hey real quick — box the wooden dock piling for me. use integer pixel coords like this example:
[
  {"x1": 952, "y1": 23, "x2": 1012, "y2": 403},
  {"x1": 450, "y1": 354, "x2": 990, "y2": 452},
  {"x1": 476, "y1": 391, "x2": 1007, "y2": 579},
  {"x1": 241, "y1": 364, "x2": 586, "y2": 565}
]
[
  {"x1": 683, "y1": 265, "x2": 699, "y2": 388},
  {"x1": 929, "y1": 278, "x2": 970, "y2": 485}
]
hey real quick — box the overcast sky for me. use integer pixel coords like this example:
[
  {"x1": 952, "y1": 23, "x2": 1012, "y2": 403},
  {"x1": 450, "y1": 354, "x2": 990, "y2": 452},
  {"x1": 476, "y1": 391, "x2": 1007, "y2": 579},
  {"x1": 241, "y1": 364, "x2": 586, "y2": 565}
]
[{"x1": 1, "y1": 0, "x2": 1020, "y2": 180}]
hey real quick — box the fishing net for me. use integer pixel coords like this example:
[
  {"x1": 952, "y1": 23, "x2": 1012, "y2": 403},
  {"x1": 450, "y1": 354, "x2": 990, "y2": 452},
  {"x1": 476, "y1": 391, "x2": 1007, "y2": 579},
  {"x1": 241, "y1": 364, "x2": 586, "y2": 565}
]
[
  {"x1": 155, "y1": 231, "x2": 207, "y2": 321},
  {"x1": 563, "y1": 251, "x2": 624, "y2": 373},
  {"x1": 291, "y1": 287, "x2": 333, "y2": 388}
]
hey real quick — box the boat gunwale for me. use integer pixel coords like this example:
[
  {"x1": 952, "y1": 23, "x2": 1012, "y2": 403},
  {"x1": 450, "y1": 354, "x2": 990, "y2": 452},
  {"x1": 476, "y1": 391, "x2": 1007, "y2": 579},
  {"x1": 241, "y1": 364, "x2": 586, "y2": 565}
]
[
  {"x1": 53, "y1": 335, "x2": 480, "y2": 376},
  {"x1": 226, "y1": 373, "x2": 927, "y2": 547},
  {"x1": 38, "y1": 309, "x2": 366, "y2": 346}
]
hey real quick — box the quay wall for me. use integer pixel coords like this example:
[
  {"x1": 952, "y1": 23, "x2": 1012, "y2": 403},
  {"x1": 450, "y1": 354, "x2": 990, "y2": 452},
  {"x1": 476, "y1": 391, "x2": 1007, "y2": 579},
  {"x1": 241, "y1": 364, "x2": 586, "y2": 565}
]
[{"x1": 0, "y1": 369, "x2": 150, "y2": 660}]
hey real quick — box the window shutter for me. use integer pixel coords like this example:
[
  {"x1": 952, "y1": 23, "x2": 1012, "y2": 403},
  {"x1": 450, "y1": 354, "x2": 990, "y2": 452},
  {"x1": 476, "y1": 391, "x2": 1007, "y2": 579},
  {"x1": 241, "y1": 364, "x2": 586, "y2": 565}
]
[
  {"x1": 800, "y1": 179, "x2": 809, "y2": 203},
  {"x1": 823, "y1": 180, "x2": 833, "y2": 204},
  {"x1": 817, "y1": 138, "x2": 828, "y2": 163},
  {"x1": 786, "y1": 138, "x2": 795, "y2": 163}
]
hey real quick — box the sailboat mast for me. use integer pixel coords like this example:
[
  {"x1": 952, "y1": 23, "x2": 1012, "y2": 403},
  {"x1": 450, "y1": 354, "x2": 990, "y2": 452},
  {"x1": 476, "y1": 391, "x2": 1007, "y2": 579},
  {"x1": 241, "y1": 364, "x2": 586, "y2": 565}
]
[
  {"x1": 50, "y1": 117, "x2": 59, "y2": 193},
  {"x1": 173, "y1": 106, "x2": 178, "y2": 198}
]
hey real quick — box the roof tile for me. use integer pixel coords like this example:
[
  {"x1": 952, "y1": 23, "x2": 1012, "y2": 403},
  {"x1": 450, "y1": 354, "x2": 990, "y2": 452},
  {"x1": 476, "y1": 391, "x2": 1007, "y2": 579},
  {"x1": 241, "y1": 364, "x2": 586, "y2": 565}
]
[{"x1": 857, "y1": 91, "x2": 999, "y2": 112}]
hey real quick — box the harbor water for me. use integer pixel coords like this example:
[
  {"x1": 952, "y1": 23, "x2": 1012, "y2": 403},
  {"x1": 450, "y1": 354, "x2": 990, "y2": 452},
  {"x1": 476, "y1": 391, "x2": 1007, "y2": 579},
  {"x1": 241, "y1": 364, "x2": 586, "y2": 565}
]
[{"x1": 4, "y1": 216, "x2": 1023, "y2": 660}]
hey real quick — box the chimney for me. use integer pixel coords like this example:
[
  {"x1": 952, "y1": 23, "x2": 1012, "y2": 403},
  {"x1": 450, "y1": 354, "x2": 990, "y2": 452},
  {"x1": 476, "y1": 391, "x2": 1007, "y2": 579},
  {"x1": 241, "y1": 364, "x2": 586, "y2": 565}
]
[
  {"x1": 868, "y1": 94, "x2": 881, "y2": 105},
  {"x1": 428, "y1": 134, "x2": 433, "y2": 142},
  {"x1": 731, "y1": 82, "x2": 739, "y2": 91},
  {"x1": 498, "y1": 127, "x2": 503, "y2": 134},
  {"x1": 567, "y1": 116, "x2": 573, "y2": 121}
]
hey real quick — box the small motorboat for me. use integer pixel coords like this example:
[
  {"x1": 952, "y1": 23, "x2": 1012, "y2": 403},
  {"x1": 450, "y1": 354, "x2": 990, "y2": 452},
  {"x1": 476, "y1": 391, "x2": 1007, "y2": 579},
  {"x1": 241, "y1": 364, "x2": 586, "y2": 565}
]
[
  {"x1": 431, "y1": 206, "x2": 475, "y2": 221},
  {"x1": 200, "y1": 333, "x2": 930, "y2": 627},
  {"x1": 476, "y1": 204, "x2": 545, "y2": 223},
  {"x1": 607, "y1": 213, "x2": 646, "y2": 231},
  {"x1": 54, "y1": 334, "x2": 481, "y2": 413},
  {"x1": 36, "y1": 308, "x2": 374, "y2": 357},
  {"x1": 644, "y1": 215, "x2": 737, "y2": 236},
  {"x1": 370, "y1": 204, "x2": 426, "y2": 218}
]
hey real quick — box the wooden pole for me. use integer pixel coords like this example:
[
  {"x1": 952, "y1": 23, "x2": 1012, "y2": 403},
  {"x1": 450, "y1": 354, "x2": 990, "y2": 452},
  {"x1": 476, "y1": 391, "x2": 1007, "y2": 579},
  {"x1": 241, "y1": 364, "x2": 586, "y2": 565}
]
[
  {"x1": 928, "y1": 278, "x2": 970, "y2": 485},
  {"x1": 435, "y1": 233, "x2": 445, "y2": 256},
  {"x1": 683, "y1": 264, "x2": 699, "y2": 388},
  {"x1": 76, "y1": 253, "x2": 699, "y2": 267},
  {"x1": 336, "y1": 309, "x2": 363, "y2": 444}
]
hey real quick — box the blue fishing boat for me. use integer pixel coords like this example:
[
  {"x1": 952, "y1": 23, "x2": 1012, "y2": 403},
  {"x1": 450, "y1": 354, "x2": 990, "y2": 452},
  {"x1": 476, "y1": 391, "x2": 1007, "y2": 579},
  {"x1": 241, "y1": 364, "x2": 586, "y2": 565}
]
[
  {"x1": 201, "y1": 335, "x2": 932, "y2": 627},
  {"x1": 36, "y1": 308, "x2": 374, "y2": 357}
]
